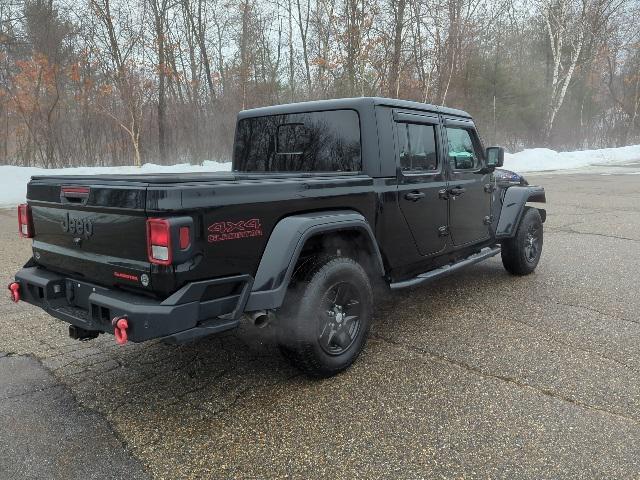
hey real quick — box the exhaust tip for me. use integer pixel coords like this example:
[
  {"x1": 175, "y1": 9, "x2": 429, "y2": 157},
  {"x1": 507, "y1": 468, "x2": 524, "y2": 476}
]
[{"x1": 248, "y1": 311, "x2": 271, "y2": 329}]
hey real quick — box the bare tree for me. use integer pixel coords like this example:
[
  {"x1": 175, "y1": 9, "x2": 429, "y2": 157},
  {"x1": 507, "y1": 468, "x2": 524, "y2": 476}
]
[
  {"x1": 2, "y1": 0, "x2": 640, "y2": 169},
  {"x1": 387, "y1": 0, "x2": 407, "y2": 98},
  {"x1": 541, "y1": 0, "x2": 587, "y2": 140},
  {"x1": 295, "y1": 0, "x2": 312, "y2": 94},
  {"x1": 90, "y1": 0, "x2": 146, "y2": 166}
]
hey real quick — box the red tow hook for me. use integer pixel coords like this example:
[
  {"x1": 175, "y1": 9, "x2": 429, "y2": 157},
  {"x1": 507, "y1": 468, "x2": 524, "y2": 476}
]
[
  {"x1": 112, "y1": 316, "x2": 129, "y2": 345},
  {"x1": 8, "y1": 282, "x2": 20, "y2": 303}
]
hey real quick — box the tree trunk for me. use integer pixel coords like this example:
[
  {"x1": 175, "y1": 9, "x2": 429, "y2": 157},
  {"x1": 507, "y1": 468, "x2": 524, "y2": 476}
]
[
  {"x1": 288, "y1": 0, "x2": 295, "y2": 101},
  {"x1": 153, "y1": 3, "x2": 167, "y2": 164},
  {"x1": 296, "y1": 0, "x2": 312, "y2": 94},
  {"x1": 239, "y1": 0, "x2": 250, "y2": 109},
  {"x1": 387, "y1": 0, "x2": 406, "y2": 98}
]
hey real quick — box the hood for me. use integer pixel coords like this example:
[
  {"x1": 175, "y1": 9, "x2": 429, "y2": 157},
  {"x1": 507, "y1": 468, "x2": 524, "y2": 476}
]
[{"x1": 494, "y1": 168, "x2": 528, "y2": 187}]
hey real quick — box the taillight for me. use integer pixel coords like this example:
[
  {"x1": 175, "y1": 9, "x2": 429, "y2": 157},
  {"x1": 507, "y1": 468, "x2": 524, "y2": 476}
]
[
  {"x1": 18, "y1": 203, "x2": 33, "y2": 238},
  {"x1": 147, "y1": 218, "x2": 172, "y2": 265}
]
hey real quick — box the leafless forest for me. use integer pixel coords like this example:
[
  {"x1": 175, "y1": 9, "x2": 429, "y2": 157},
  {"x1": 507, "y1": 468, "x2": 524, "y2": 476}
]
[{"x1": 0, "y1": 0, "x2": 639, "y2": 167}]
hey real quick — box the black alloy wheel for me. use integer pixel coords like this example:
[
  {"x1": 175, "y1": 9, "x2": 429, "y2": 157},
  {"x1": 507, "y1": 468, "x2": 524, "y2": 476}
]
[
  {"x1": 318, "y1": 282, "x2": 363, "y2": 355},
  {"x1": 524, "y1": 223, "x2": 541, "y2": 264},
  {"x1": 501, "y1": 207, "x2": 544, "y2": 276},
  {"x1": 277, "y1": 256, "x2": 373, "y2": 377}
]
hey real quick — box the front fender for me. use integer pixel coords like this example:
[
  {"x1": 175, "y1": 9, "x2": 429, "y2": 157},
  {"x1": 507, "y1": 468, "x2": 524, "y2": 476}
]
[
  {"x1": 496, "y1": 186, "x2": 546, "y2": 239},
  {"x1": 245, "y1": 210, "x2": 383, "y2": 311}
]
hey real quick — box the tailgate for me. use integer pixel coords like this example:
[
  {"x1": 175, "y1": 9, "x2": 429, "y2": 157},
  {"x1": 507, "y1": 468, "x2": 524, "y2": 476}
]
[{"x1": 27, "y1": 178, "x2": 151, "y2": 291}]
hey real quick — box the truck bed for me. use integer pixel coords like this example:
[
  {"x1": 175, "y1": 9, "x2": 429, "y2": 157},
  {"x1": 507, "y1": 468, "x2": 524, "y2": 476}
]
[{"x1": 25, "y1": 171, "x2": 377, "y2": 298}]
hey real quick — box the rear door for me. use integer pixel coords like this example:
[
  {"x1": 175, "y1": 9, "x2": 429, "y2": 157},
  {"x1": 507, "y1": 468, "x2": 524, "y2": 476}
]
[
  {"x1": 442, "y1": 118, "x2": 492, "y2": 246},
  {"x1": 395, "y1": 111, "x2": 449, "y2": 256}
]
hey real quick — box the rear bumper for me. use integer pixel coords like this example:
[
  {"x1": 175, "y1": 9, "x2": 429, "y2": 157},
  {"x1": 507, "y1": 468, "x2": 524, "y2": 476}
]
[{"x1": 13, "y1": 266, "x2": 253, "y2": 342}]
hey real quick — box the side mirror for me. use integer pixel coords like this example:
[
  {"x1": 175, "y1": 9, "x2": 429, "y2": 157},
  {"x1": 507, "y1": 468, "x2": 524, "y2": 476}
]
[{"x1": 486, "y1": 146, "x2": 504, "y2": 168}]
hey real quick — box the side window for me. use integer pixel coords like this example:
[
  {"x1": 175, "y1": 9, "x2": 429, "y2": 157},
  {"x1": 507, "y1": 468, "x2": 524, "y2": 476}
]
[
  {"x1": 233, "y1": 110, "x2": 361, "y2": 172},
  {"x1": 446, "y1": 127, "x2": 481, "y2": 170},
  {"x1": 397, "y1": 123, "x2": 438, "y2": 172}
]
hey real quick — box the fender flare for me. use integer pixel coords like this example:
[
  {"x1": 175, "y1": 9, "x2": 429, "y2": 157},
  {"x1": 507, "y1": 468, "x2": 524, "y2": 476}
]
[
  {"x1": 245, "y1": 210, "x2": 384, "y2": 311},
  {"x1": 496, "y1": 186, "x2": 546, "y2": 239}
]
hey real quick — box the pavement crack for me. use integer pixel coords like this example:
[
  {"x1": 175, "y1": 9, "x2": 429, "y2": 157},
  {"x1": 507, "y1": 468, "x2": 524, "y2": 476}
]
[
  {"x1": 49, "y1": 349, "x2": 110, "y2": 371},
  {"x1": 503, "y1": 316, "x2": 640, "y2": 374},
  {"x1": 191, "y1": 373, "x2": 301, "y2": 419},
  {"x1": 0, "y1": 383, "x2": 60, "y2": 401},
  {"x1": 547, "y1": 227, "x2": 639, "y2": 243},
  {"x1": 538, "y1": 297, "x2": 639, "y2": 326},
  {"x1": 163, "y1": 366, "x2": 235, "y2": 406},
  {"x1": 104, "y1": 350, "x2": 202, "y2": 390},
  {"x1": 371, "y1": 333, "x2": 640, "y2": 425}
]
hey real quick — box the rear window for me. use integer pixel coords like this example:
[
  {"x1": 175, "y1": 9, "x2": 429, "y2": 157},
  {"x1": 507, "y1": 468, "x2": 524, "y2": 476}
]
[{"x1": 233, "y1": 110, "x2": 361, "y2": 172}]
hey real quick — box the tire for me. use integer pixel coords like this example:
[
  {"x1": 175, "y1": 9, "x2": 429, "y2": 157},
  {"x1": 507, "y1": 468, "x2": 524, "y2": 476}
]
[
  {"x1": 501, "y1": 207, "x2": 544, "y2": 275},
  {"x1": 277, "y1": 256, "x2": 373, "y2": 378}
]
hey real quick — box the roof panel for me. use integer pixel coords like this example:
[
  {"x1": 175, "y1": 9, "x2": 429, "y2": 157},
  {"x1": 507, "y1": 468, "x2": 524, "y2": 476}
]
[{"x1": 238, "y1": 96, "x2": 471, "y2": 119}]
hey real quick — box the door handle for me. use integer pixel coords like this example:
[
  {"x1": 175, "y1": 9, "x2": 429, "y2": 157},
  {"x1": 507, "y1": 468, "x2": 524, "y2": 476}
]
[
  {"x1": 448, "y1": 187, "x2": 466, "y2": 197},
  {"x1": 404, "y1": 191, "x2": 426, "y2": 201}
]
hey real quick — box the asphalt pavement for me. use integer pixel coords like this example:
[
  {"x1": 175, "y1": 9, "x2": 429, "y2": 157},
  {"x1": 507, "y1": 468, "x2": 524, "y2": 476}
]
[
  {"x1": 0, "y1": 165, "x2": 639, "y2": 479},
  {"x1": 0, "y1": 354, "x2": 149, "y2": 480}
]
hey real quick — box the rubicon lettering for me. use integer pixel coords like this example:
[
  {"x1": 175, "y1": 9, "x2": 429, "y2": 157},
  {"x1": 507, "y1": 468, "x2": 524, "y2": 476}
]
[{"x1": 208, "y1": 218, "x2": 263, "y2": 243}]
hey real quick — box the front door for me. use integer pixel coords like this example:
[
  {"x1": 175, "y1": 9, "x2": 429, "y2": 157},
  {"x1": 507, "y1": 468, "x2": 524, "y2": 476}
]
[
  {"x1": 443, "y1": 120, "x2": 492, "y2": 246},
  {"x1": 395, "y1": 112, "x2": 449, "y2": 256}
]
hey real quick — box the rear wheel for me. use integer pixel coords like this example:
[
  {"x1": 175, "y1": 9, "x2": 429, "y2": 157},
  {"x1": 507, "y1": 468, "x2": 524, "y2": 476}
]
[
  {"x1": 277, "y1": 256, "x2": 373, "y2": 378},
  {"x1": 501, "y1": 207, "x2": 543, "y2": 275}
]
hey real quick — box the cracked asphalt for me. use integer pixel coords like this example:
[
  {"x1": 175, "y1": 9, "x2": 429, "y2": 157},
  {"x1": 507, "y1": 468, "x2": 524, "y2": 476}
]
[{"x1": 1, "y1": 166, "x2": 639, "y2": 479}]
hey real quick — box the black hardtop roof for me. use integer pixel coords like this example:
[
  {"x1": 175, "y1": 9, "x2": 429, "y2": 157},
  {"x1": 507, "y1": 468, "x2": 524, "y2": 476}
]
[{"x1": 238, "y1": 96, "x2": 471, "y2": 120}]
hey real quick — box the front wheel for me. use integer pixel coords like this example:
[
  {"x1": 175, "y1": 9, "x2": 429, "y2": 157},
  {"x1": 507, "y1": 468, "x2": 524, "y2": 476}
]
[
  {"x1": 277, "y1": 256, "x2": 373, "y2": 378},
  {"x1": 501, "y1": 207, "x2": 544, "y2": 275}
]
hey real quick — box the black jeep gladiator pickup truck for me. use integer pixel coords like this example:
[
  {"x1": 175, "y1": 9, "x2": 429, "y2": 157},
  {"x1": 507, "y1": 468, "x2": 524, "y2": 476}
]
[{"x1": 11, "y1": 97, "x2": 546, "y2": 377}]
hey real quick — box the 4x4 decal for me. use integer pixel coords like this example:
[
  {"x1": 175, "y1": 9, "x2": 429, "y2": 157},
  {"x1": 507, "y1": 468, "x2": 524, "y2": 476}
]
[{"x1": 208, "y1": 218, "x2": 263, "y2": 243}]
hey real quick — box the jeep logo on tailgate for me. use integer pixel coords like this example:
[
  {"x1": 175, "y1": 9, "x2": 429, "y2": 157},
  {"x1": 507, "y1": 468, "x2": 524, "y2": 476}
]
[{"x1": 61, "y1": 212, "x2": 93, "y2": 238}]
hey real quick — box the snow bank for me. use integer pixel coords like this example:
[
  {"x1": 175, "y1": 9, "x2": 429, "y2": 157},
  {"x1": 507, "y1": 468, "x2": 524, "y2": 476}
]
[
  {"x1": 1, "y1": 144, "x2": 639, "y2": 207},
  {"x1": 0, "y1": 161, "x2": 231, "y2": 208},
  {"x1": 504, "y1": 145, "x2": 640, "y2": 172}
]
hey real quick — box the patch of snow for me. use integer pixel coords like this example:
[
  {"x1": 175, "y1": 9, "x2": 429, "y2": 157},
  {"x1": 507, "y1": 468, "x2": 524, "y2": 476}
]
[
  {"x1": 1, "y1": 143, "x2": 639, "y2": 206},
  {"x1": 503, "y1": 144, "x2": 640, "y2": 173},
  {"x1": 0, "y1": 161, "x2": 232, "y2": 207}
]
